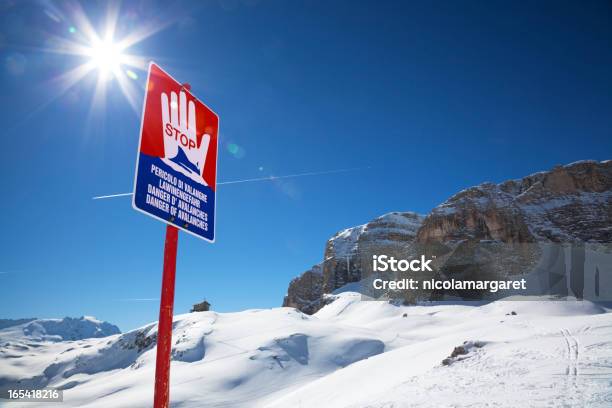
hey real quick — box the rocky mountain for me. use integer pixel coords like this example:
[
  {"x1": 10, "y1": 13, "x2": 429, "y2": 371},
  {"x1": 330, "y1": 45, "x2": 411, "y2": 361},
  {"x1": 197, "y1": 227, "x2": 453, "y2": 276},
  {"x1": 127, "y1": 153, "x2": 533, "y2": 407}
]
[
  {"x1": 283, "y1": 212, "x2": 424, "y2": 313},
  {"x1": 283, "y1": 160, "x2": 612, "y2": 313},
  {"x1": 418, "y1": 160, "x2": 612, "y2": 244}
]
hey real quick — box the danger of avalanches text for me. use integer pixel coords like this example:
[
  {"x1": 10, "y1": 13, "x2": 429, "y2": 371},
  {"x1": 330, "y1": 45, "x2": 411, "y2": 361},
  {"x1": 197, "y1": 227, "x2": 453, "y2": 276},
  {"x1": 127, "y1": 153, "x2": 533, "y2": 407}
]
[{"x1": 145, "y1": 163, "x2": 208, "y2": 231}]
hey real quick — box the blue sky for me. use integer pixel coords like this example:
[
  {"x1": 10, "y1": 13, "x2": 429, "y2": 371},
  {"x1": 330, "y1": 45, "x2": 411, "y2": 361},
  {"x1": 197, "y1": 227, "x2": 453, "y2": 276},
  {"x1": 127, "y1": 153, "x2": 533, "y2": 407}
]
[{"x1": 1, "y1": 0, "x2": 611, "y2": 331}]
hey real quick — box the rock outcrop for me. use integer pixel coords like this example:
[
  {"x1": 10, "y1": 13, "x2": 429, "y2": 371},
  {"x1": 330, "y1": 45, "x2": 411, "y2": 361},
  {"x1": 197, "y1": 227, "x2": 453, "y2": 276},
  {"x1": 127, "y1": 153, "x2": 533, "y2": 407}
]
[
  {"x1": 418, "y1": 160, "x2": 612, "y2": 244},
  {"x1": 283, "y1": 212, "x2": 425, "y2": 312},
  {"x1": 284, "y1": 160, "x2": 612, "y2": 313},
  {"x1": 282, "y1": 264, "x2": 324, "y2": 314},
  {"x1": 322, "y1": 212, "x2": 424, "y2": 293}
]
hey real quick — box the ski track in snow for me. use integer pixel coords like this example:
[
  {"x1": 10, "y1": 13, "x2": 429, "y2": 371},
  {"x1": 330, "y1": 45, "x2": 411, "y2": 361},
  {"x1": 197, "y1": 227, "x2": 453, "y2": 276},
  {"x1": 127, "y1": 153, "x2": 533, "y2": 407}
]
[{"x1": 560, "y1": 328, "x2": 581, "y2": 406}]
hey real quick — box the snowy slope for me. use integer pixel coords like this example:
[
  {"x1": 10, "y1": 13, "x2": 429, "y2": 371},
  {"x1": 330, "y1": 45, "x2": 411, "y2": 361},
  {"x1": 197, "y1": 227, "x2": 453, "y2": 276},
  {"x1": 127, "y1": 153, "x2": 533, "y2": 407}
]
[
  {"x1": 270, "y1": 295, "x2": 612, "y2": 408},
  {"x1": 1, "y1": 295, "x2": 612, "y2": 407}
]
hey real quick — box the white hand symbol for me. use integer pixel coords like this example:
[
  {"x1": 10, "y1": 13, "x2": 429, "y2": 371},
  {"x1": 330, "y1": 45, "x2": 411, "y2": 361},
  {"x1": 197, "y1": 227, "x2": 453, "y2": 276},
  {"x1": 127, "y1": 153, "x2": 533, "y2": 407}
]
[{"x1": 160, "y1": 90, "x2": 211, "y2": 182}]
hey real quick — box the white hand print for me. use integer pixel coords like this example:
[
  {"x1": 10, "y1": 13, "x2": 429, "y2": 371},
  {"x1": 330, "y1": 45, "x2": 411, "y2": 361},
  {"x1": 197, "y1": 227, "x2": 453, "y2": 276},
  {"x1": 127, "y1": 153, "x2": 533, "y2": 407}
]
[{"x1": 160, "y1": 89, "x2": 211, "y2": 184}]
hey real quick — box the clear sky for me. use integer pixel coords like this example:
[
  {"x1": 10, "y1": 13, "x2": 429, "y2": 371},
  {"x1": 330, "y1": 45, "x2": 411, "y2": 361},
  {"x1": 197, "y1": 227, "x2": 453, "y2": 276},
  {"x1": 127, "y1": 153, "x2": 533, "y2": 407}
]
[{"x1": 1, "y1": 0, "x2": 611, "y2": 331}]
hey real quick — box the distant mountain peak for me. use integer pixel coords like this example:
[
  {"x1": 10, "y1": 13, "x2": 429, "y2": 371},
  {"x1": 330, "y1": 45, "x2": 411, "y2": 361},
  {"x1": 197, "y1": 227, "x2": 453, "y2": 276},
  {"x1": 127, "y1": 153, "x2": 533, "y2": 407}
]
[{"x1": 0, "y1": 316, "x2": 120, "y2": 342}]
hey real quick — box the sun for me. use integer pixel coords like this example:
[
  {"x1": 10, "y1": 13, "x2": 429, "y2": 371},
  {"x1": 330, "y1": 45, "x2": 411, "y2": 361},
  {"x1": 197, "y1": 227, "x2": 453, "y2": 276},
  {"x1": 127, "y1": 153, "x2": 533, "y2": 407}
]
[
  {"x1": 86, "y1": 36, "x2": 126, "y2": 80},
  {"x1": 41, "y1": 2, "x2": 171, "y2": 114}
]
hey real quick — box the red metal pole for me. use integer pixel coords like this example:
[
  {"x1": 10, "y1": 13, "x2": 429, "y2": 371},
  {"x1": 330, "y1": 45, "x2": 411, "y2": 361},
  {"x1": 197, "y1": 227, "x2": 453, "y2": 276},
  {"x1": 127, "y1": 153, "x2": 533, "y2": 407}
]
[{"x1": 154, "y1": 225, "x2": 179, "y2": 408}]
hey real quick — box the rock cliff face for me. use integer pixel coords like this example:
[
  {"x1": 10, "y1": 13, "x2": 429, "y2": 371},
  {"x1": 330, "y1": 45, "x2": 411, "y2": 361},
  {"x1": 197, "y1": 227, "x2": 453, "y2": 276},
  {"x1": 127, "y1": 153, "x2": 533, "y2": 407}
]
[
  {"x1": 282, "y1": 264, "x2": 324, "y2": 315},
  {"x1": 283, "y1": 212, "x2": 424, "y2": 314},
  {"x1": 283, "y1": 212, "x2": 424, "y2": 312},
  {"x1": 418, "y1": 160, "x2": 612, "y2": 244},
  {"x1": 322, "y1": 212, "x2": 424, "y2": 293},
  {"x1": 283, "y1": 161, "x2": 612, "y2": 313}
]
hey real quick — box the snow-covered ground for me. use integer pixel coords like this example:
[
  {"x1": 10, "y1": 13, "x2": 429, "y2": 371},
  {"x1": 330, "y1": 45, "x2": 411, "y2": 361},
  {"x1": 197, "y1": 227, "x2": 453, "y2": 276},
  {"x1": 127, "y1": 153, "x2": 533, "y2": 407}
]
[{"x1": 1, "y1": 293, "x2": 611, "y2": 407}]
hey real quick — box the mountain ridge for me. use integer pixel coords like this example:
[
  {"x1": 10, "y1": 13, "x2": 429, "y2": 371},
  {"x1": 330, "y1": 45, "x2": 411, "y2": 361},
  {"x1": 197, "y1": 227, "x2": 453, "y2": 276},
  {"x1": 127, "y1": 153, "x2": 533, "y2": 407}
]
[
  {"x1": 0, "y1": 316, "x2": 120, "y2": 342},
  {"x1": 283, "y1": 160, "x2": 612, "y2": 312}
]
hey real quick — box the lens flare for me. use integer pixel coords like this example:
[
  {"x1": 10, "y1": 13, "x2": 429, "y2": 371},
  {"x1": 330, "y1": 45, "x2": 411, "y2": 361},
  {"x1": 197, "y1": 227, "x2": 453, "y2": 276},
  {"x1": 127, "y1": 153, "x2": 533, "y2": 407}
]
[{"x1": 227, "y1": 143, "x2": 246, "y2": 159}]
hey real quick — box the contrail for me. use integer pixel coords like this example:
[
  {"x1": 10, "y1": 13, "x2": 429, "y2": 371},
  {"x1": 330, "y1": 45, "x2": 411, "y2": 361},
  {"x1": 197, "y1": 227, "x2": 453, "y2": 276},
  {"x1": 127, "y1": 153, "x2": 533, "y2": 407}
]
[
  {"x1": 92, "y1": 166, "x2": 366, "y2": 200},
  {"x1": 92, "y1": 192, "x2": 134, "y2": 200},
  {"x1": 216, "y1": 167, "x2": 365, "y2": 185}
]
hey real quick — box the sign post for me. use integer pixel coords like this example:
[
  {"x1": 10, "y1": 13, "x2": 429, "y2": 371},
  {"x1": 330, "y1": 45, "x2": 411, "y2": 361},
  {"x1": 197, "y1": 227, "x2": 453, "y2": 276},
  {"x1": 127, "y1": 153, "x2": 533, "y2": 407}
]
[
  {"x1": 153, "y1": 225, "x2": 178, "y2": 408},
  {"x1": 132, "y1": 63, "x2": 219, "y2": 407}
]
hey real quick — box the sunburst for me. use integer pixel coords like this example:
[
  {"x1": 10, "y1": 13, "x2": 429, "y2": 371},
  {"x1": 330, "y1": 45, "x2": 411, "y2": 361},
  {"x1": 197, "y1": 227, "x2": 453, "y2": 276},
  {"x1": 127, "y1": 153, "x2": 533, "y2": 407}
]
[{"x1": 43, "y1": 2, "x2": 170, "y2": 114}]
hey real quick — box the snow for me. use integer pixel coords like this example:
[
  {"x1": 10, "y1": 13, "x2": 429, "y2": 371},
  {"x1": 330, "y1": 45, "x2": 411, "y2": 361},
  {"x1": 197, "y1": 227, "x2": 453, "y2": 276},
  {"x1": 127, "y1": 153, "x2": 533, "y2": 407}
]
[
  {"x1": 374, "y1": 212, "x2": 425, "y2": 229},
  {"x1": 270, "y1": 296, "x2": 612, "y2": 408},
  {"x1": 330, "y1": 224, "x2": 367, "y2": 258},
  {"x1": 517, "y1": 190, "x2": 612, "y2": 241},
  {"x1": 564, "y1": 159, "x2": 600, "y2": 167},
  {"x1": 329, "y1": 213, "x2": 425, "y2": 258},
  {"x1": 1, "y1": 295, "x2": 612, "y2": 407},
  {"x1": 431, "y1": 204, "x2": 457, "y2": 215},
  {"x1": 0, "y1": 317, "x2": 120, "y2": 343}
]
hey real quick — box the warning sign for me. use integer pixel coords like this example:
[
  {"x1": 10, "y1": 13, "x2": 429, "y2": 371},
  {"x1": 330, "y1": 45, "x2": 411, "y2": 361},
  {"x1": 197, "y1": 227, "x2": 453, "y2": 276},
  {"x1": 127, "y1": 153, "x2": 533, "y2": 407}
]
[{"x1": 133, "y1": 62, "x2": 218, "y2": 242}]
